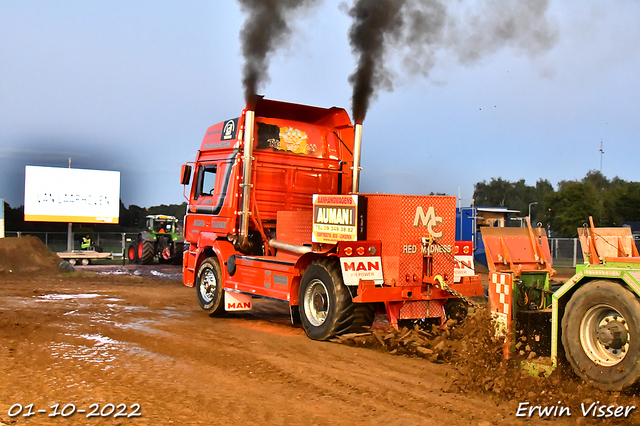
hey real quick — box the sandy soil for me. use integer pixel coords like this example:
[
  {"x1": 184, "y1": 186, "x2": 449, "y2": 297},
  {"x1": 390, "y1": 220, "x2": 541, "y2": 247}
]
[{"x1": 0, "y1": 237, "x2": 637, "y2": 425}]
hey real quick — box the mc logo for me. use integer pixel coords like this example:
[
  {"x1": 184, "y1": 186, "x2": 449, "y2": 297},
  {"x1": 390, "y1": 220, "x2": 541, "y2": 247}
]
[{"x1": 413, "y1": 206, "x2": 444, "y2": 238}]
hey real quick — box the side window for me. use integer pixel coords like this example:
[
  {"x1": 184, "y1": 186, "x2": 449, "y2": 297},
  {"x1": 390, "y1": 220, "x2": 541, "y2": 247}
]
[{"x1": 196, "y1": 165, "x2": 217, "y2": 198}]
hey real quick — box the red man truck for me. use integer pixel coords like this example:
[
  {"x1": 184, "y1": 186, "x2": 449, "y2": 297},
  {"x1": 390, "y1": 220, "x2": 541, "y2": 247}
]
[{"x1": 180, "y1": 97, "x2": 472, "y2": 340}]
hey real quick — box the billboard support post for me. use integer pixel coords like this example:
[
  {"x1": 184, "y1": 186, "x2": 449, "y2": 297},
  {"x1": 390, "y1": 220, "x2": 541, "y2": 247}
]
[{"x1": 67, "y1": 223, "x2": 73, "y2": 252}]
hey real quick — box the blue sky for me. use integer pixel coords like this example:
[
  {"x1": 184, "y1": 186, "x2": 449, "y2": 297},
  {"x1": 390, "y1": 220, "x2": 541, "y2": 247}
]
[{"x1": 1, "y1": 1, "x2": 639, "y2": 209}]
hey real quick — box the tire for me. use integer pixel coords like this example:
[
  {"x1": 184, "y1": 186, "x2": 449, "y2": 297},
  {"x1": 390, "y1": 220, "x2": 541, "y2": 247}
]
[
  {"x1": 68, "y1": 258, "x2": 77, "y2": 266},
  {"x1": 138, "y1": 240, "x2": 155, "y2": 265},
  {"x1": 196, "y1": 257, "x2": 225, "y2": 316},
  {"x1": 81, "y1": 258, "x2": 90, "y2": 266},
  {"x1": 298, "y1": 258, "x2": 374, "y2": 341},
  {"x1": 445, "y1": 298, "x2": 469, "y2": 322},
  {"x1": 561, "y1": 280, "x2": 640, "y2": 390},
  {"x1": 127, "y1": 243, "x2": 138, "y2": 264}
]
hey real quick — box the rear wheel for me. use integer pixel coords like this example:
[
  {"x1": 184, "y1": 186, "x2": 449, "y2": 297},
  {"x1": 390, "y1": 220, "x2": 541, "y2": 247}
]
[
  {"x1": 138, "y1": 240, "x2": 155, "y2": 264},
  {"x1": 196, "y1": 257, "x2": 225, "y2": 316},
  {"x1": 298, "y1": 258, "x2": 374, "y2": 340},
  {"x1": 562, "y1": 280, "x2": 640, "y2": 390}
]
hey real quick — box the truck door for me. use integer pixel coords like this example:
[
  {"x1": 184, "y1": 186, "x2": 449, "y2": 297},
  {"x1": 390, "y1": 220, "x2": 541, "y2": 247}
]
[{"x1": 185, "y1": 157, "x2": 238, "y2": 244}]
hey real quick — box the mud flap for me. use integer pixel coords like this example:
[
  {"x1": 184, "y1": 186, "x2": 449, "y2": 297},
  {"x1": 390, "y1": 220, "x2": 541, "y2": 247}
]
[{"x1": 224, "y1": 291, "x2": 252, "y2": 311}]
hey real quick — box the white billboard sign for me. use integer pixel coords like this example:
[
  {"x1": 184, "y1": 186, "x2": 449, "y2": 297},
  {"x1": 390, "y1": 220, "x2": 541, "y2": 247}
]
[{"x1": 24, "y1": 166, "x2": 120, "y2": 224}]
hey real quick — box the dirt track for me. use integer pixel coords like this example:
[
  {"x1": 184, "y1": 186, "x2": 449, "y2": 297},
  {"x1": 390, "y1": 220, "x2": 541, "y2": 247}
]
[{"x1": 0, "y1": 262, "x2": 637, "y2": 425}]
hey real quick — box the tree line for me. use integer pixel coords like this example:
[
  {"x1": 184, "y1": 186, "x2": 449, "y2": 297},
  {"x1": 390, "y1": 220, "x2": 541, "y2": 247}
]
[
  {"x1": 2, "y1": 201, "x2": 187, "y2": 233},
  {"x1": 473, "y1": 170, "x2": 640, "y2": 237},
  {"x1": 4, "y1": 169, "x2": 639, "y2": 238}
]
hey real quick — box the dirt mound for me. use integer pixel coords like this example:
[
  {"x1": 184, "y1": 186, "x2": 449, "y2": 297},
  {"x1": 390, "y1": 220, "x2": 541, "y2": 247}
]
[{"x1": 0, "y1": 236, "x2": 64, "y2": 275}]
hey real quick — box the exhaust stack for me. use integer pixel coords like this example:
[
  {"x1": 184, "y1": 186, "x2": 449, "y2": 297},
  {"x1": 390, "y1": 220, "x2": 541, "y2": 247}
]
[
  {"x1": 352, "y1": 123, "x2": 363, "y2": 193},
  {"x1": 239, "y1": 109, "x2": 255, "y2": 251}
]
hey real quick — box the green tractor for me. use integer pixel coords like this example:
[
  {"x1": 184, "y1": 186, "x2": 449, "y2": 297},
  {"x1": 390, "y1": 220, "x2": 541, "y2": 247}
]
[{"x1": 127, "y1": 215, "x2": 185, "y2": 265}]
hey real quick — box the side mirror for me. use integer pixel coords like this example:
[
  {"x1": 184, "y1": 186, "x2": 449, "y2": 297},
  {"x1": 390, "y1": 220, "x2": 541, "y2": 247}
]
[{"x1": 180, "y1": 164, "x2": 192, "y2": 185}]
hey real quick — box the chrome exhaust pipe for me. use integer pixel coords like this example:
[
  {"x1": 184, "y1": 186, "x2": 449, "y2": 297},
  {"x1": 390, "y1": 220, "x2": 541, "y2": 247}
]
[
  {"x1": 352, "y1": 123, "x2": 363, "y2": 193},
  {"x1": 239, "y1": 109, "x2": 255, "y2": 251},
  {"x1": 268, "y1": 239, "x2": 312, "y2": 255}
]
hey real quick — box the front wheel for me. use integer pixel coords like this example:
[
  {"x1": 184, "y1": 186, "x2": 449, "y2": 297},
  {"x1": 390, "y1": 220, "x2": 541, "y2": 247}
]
[
  {"x1": 298, "y1": 259, "x2": 374, "y2": 341},
  {"x1": 127, "y1": 243, "x2": 139, "y2": 264},
  {"x1": 561, "y1": 280, "x2": 640, "y2": 390},
  {"x1": 196, "y1": 257, "x2": 225, "y2": 316}
]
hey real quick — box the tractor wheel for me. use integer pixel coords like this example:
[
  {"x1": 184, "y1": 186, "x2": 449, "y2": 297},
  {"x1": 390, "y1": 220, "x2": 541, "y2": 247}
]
[
  {"x1": 127, "y1": 243, "x2": 139, "y2": 264},
  {"x1": 561, "y1": 280, "x2": 640, "y2": 390},
  {"x1": 298, "y1": 259, "x2": 374, "y2": 341},
  {"x1": 196, "y1": 257, "x2": 225, "y2": 316},
  {"x1": 138, "y1": 240, "x2": 155, "y2": 265}
]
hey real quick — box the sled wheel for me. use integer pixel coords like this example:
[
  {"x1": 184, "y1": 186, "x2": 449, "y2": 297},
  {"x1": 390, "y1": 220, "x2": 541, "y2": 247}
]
[
  {"x1": 298, "y1": 258, "x2": 373, "y2": 341},
  {"x1": 561, "y1": 280, "x2": 640, "y2": 390},
  {"x1": 68, "y1": 258, "x2": 77, "y2": 266},
  {"x1": 445, "y1": 298, "x2": 469, "y2": 322},
  {"x1": 196, "y1": 257, "x2": 225, "y2": 316},
  {"x1": 81, "y1": 258, "x2": 90, "y2": 266}
]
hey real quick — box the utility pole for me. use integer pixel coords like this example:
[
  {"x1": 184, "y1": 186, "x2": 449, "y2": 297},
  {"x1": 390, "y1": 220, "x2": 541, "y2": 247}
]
[{"x1": 599, "y1": 141, "x2": 604, "y2": 172}]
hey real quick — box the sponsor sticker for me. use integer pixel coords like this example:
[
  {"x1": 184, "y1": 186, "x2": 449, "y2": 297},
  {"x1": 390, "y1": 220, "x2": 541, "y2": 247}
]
[
  {"x1": 340, "y1": 256, "x2": 384, "y2": 286},
  {"x1": 312, "y1": 194, "x2": 358, "y2": 243}
]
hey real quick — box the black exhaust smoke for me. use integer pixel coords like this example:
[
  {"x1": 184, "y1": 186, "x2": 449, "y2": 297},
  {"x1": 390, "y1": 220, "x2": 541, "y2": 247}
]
[
  {"x1": 346, "y1": 0, "x2": 558, "y2": 124},
  {"x1": 347, "y1": 0, "x2": 406, "y2": 125},
  {"x1": 238, "y1": 0, "x2": 319, "y2": 109}
]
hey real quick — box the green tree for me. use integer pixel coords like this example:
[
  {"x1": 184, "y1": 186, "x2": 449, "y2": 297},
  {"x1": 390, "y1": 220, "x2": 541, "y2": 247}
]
[
  {"x1": 545, "y1": 180, "x2": 601, "y2": 237},
  {"x1": 473, "y1": 177, "x2": 553, "y2": 224}
]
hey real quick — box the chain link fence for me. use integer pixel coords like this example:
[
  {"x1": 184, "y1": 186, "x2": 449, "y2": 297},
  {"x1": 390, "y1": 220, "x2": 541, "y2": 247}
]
[
  {"x1": 548, "y1": 237, "x2": 640, "y2": 268},
  {"x1": 4, "y1": 231, "x2": 141, "y2": 256},
  {"x1": 4, "y1": 232, "x2": 639, "y2": 269},
  {"x1": 548, "y1": 238, "x2": 582, "y2": 268}
]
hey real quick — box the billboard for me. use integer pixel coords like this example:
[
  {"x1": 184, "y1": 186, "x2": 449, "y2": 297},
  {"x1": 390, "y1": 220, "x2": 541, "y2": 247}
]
[{"x1": 24, "y1": 166, "x2": 120, "y2": 223}]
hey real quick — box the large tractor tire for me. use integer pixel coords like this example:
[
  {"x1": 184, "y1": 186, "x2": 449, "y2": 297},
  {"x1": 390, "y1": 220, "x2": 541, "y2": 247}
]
[
  {"x1": 138, "y1": 240, "x2": 155, "y2": 265},
  {"x1": 127, "y1": 243, "x2": 139, "y2": 264},
  {"x1": 196, "y1": 257, "x2": 225, "y2": 316},
  {"x1": 561, "y1": 280, "x2": 640, "y2": 390},
  {"x1": 298, "y1": 258, "x2": 374, "y2": 341}
]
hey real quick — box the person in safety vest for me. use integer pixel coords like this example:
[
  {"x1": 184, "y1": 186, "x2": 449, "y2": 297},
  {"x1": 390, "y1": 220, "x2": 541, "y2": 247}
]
[{"x1": 81, "y1": 234, "x2": 91, "y2": 250}]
